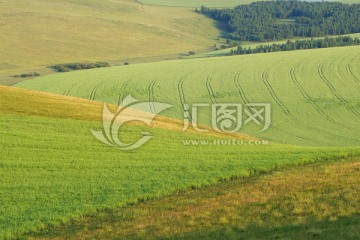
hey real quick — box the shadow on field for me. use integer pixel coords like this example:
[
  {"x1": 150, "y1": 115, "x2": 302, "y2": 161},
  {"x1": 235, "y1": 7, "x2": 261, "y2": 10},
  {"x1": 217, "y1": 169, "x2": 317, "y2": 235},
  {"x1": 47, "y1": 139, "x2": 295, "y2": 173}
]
[{"x1": 214, "y1": 21, "x2": 233, "y2": 39}]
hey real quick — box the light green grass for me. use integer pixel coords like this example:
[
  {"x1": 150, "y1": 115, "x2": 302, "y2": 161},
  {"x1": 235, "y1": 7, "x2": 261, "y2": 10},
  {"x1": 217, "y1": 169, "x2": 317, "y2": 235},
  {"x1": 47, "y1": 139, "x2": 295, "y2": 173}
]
[
  {"x1": 2, "y1": 87, "x2": 359, "y2": 238},
  {"x1": 17, "y1": 46, "x2": 360, "y2": 147},
  {"x1": 138, "y1": 0, "x2": 360, "y2": 8}
]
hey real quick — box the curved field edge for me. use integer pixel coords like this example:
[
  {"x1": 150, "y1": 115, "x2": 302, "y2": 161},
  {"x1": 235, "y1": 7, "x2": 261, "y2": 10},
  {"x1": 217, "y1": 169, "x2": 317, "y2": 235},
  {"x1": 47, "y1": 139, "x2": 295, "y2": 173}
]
[
  {"x1": 1, "y1": 86, "x2": 360, "y2": 239},
  {"x1": 27, "y1": 157, "x2": 360, "y2": 239},
  {"x1": 0, "y1": 86, "x2": 253, "y2": 140},
  {"x1": 16, "y1": 46, "x2": 360, "y2": 147}
]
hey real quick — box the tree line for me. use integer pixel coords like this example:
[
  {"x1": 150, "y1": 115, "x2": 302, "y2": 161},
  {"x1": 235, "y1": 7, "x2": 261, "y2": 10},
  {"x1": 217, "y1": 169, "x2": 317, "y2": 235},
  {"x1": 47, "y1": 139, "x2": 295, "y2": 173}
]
[
  {"x1": 52, "y1": 62, "x2": 110, "y2": 72},
  {"x1": 229, "y1": 36, "x2": 360, "y2": 55},
  {"x1": 13, "y1": 72, "x2": 40, "y2": 78},
  {"x1": 198, "y1": 1, "x2": 360, "y2": 42}
]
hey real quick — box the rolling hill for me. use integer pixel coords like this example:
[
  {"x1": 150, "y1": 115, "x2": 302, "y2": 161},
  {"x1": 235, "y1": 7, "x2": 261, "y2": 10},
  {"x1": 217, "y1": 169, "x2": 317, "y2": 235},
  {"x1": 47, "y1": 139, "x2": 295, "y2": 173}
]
[
  {"x1": 0, "y1": 0, "x2": 219, "y2": 85},
  {"x1": 1, "y1": 85, "x2": 358, "y2": 238},
  {"x1": 17, "y1": 46, "x2": 360, "y2": 147},
  {"x1": 2, "y1": 0, "x2": 360, "y2": 239}
]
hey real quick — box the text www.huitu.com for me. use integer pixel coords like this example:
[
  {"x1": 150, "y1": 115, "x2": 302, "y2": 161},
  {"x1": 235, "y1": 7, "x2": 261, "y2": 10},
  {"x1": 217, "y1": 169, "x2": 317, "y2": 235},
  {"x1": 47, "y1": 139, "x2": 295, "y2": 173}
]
[{"x1": 182, "y1": 139, "x2": 269, "y2": 146}]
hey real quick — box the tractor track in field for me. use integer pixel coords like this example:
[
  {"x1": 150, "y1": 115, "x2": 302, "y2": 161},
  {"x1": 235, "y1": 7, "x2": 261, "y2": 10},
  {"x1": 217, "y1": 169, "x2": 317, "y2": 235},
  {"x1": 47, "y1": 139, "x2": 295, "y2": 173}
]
[
  {"x1": 345, "y1": 54, "x2": 360, "y2": 87},
  {"x1": 289, "y1": 67, "x2": 357, "y2": 132},
  {"x1": 89, "y1": 81, "x2": 104, "y2": 101},
  {"x1": 290, "y1": 68, "x2": 334, "y2": 122},
  {"x1": 178, "y1": 75, "x2": 191, "y2": 120},
  {"x1": 236, "y1": 70, "x2": 307, "y2": 139},
  {"x1": 234, "y1": 71, "x2": 259, "y2": 116},
  {"x1": 234, "y1": 72, "x2": 251, "y2": 105},
  {"x1": 262, "y1": 67, "x2": 353, "y2": 139},
  {"x1": 290, "y1": 64, "x2": 360, "y2": 138},
  {"x1": 317, "y1": 62, "x2": 359, "y2": 116},
  {"x1": 234, "y1": 70, "x2": 311, "y2": 141},
  {"x1": 262, "y1": 68, "x2": 290, "y2": 116},
  {"x1": 63, "y1": 82, "x2": 80, "y2": 96},
  {"x1": 234, "y1": 70, "x2": 274, "y2": 128},
  {"x1": 117, "y1": 80, "x2": 129, "y2": 105},
  {"x1": 148, "y1": 80, "x2": 156, "y2": 113},
  {"x1": 206, "y1": 76, "x2": 217, "y2": 104}
]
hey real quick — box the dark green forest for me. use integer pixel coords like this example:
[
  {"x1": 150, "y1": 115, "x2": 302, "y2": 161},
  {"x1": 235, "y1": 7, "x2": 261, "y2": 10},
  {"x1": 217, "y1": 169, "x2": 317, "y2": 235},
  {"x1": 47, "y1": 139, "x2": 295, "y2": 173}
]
[{"x1": 198, "y1": 1, "x2": 360, "y2": 42}]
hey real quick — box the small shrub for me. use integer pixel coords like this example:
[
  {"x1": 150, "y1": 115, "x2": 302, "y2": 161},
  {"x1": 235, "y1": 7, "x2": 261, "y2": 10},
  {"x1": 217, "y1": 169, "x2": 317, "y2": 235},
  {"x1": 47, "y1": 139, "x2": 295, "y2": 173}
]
[
  {"x1": 13, "y1": 72, "x2": 40, "y2": 78},
  {"x1": 51, "y1": 62, "x2": 110, "y2": 72}
]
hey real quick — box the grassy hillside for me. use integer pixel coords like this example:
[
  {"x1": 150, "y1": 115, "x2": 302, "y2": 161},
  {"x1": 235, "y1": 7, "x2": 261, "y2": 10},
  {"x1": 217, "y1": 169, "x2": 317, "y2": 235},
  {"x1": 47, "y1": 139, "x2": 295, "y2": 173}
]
[
  {"x1": 2, "y1": 0, "x2": 360, "y2": 239},
  {"x1": 0, "y1": 0, "x2": 219, "y2": 84},
  {"x1": 28, "y1": 158, "x2": 360, "y2": 239},
  {"x1": 1, "y1": 85, "x2": 359, "y2": 239},
  {"x1": 17, "y1": 46, "x2": 360, "y2": 147},
  {"x1": 138, "y1": 0, "x2": 360, "y2": 8}
]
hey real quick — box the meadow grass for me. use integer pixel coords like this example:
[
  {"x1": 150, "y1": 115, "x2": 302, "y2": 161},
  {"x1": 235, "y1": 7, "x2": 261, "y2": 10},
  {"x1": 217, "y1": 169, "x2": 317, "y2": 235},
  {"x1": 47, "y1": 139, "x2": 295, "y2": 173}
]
[
  {"x1": 17, "y1": 46, "x2": 360, "y2": 147},
  {"x1": 0, "y1": 0, "x2": 219, "y2": 80},
  {"x1": 26, "y1": 158, "x2": 360, "y2": 239},
  {"x1": 1, "y1": 86, "x2": 359, "y2": 238},
  {"x1": 1, "y1": 0, "x2": 360, "y2": 239}
]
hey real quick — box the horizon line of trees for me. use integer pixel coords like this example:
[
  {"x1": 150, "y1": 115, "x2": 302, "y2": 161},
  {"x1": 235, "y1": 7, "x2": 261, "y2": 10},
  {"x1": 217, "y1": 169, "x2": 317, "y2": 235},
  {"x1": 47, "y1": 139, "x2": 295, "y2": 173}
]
[
  {"x1": 198, "y1": 1, "x2": 360, "y2": 42},
  {"x1": 229, "y1": 36, "x2": 360, "y2": 55}
]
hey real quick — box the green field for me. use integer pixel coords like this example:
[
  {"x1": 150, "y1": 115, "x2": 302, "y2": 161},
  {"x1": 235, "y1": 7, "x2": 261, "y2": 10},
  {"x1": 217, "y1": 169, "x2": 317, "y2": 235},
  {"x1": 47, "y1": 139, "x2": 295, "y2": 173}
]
[
  {"x1": 2, "y1": 0, "x2": 360, "y2": 239},
  {"x1": 2, "y1": 86, "x2": 359, "y2": 238},
  {"x1": 28, "y1": 158, "x2": 360, "y2": 239},
  {"x1": 17, "y1": 46, "x2": 360, "y2": 147},
  {"x1": 138, "y1": 0, "x2": 360, "y2": 8}
]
